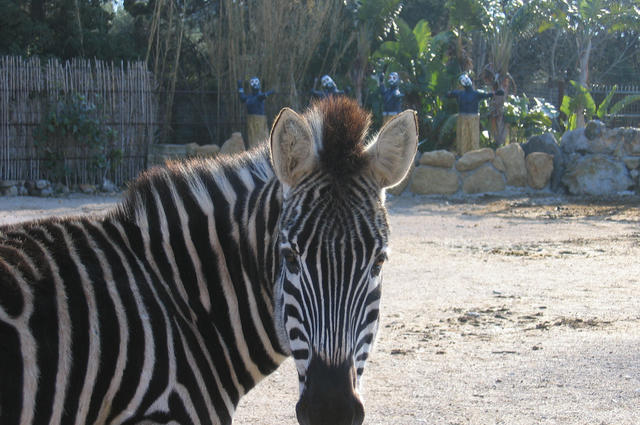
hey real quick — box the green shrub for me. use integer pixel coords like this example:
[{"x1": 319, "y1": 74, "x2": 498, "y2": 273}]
[{"x1": 34, "y1": 93, "x2": 121, "y2": 185}]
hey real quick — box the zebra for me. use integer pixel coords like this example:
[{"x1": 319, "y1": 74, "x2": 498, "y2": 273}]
[{"x1": 0, "y1": 96, "x2": 418, "y2": 425}]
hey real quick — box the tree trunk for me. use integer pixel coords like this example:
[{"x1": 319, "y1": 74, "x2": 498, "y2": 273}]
[
  {"x1": 575, "y1": 37, "x2": 592, "y2": 129},
  {"x1": 350, "y1": 27, "x2": 370, "y2": 106},
  {"x1": 489, "y1": 77, "x2": 511, "y2": 146}
]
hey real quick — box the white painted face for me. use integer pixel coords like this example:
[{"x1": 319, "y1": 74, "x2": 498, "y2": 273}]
[
  {"x1": 321, "y1": 75, "x2": 335, "y2": 89},
  {"x1": 250, "y1": 77, "x2": 261, "y2": 90},
  {"x1": 459, "y1": 74, "x2": 472, "y2": 87},
  {"x1": 388, "y1": 72, "x2": 399, "y2": 86}
]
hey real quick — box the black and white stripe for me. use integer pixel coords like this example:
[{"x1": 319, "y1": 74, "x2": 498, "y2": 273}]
[{"x1": 0, "y1": 97, "x2": 418, "y2": 425}]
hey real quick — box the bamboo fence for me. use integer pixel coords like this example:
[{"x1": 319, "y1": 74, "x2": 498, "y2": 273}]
[{"x1": 0, "y1": 56, "x2": 157, "y2": 186}]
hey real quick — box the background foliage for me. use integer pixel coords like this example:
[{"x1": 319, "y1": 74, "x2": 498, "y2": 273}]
[{"x1": 2, "y1": 0, "x2": 640, "y2": 148}]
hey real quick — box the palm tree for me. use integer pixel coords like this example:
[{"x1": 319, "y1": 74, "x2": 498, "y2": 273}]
[
  {"x1": 342, "y1": 0, "x2": 404, "y2": 104},
  {"x1": 480, "y1": 0, "x2": 544, "y2": 145},
  {"x1": 444, "y1": 0, "x2": 543, "y2": 146},
  {"x1": 541, "y1": 0, "x2": 640, "y2": 128}
]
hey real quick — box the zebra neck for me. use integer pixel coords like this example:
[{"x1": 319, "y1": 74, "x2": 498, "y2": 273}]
[{"x1": 113, "y1": 155, "x2": 289, "y2": 403}]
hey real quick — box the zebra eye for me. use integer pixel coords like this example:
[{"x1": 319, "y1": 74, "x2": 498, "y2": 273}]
[
  {"x1": 371, "y1": 254, "x2": 386, "y2": 277},
  {"x1": 282, "y1": 248, "x2": 300, "y2": 274}
]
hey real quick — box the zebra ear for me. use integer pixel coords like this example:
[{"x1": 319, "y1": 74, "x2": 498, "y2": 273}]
[
  {"x1": 366, "y1": 110, "x2": 418, "y2": 188},
  {"x1": 270, "y1": 107, "x2": 317, "y2": 187}
]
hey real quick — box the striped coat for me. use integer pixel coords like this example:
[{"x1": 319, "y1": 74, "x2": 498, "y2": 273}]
[{"x1": 0, "y1": 97, "x2": 418, "y2": 425}]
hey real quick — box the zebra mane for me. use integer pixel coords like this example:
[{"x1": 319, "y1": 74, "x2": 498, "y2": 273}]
[
  {"x1": 306, "y1": 96, "x2": 372, "y2": 179},
  {"x1": 114, "y1": 97, "x2": 373, "y2": 221}
]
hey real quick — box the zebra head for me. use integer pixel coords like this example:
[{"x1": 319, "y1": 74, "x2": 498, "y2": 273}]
[{"x1": 269, "y1": 97, "x2": 417, "y2": 425}]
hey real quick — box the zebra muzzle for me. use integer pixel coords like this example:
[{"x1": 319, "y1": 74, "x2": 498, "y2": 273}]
[{"x1": 295, "y1": 356, "x2": 364, "y2": 425}]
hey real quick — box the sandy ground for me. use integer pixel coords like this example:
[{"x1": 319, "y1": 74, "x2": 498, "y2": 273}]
[{"x1": 1, "y1": 193, "x2": 639, "y2": 425}]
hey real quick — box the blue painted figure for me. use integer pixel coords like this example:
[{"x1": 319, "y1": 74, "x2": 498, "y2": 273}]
[
  {"x1": 238, "y1": 77, "x2": 274, "y2": 115},
  {"x1": 378, "y1": 72, "x2": 404, "y2": 124},
  {"x1": 237, "y1": 77, "x2": 274, "y2": 147},
  {"x1": 446, "y1": 74, "x2": 503, "y2": 154},
  {"x1": 311, "y1": 75, "x2": 345, "y2": 99}
]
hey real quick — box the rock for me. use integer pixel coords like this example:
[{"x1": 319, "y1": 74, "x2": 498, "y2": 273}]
[
  {"x1": 2, "y1": 185, "x2": 18, "y2": 196},
  {"x1": 0, "y1": 180, "x2": 19, "y2": 189},
  {"x1": 419, "y1": 150, "x2": 455, "y2": 168},
  {"x1": 195, "y1": 144, "x2": 221, "y2": 157},
  {"x1": 35, "y1": 179, "x2": 50, "y2": 190},
  {"x1": 39, "y1": 187, "x2": 53, "y2": 197},
  {"x1": 620, "y1": 127, "x2": 640, "y2": 156},
  {"x1": 150, "y1": 143, "x2": 188, "y2": 157},
  {"x1": 18, "y1": 185, "x2": 28, "y2": 196},
  {"x1": 562, "y1": 154, "x2": 632, "y2": 196},
  {"x1": 387, "y1": 162, "x2": 415, "y2": 196},
  {"x1": 492, "y1": 156, "x2": 506, "y2": 173},
  {"x1": 456, "y1": 148, "x2": 495, "y2": 172},
  {"x1": 78, "y1": 184, "x2": 97, "y2": 194},
  {"x1": 147, "y1": 144, "x2": 188, "y2": 166},
  {"x1": 526, "y1": 152, "x2": 554, "y2": 190},
  {"x1": 184, "y1": 142, "x2": 200, "y2": 156},
  {"x1": 522, "y1": 133, "x2": 564, "y2": 192},
  {"x1": 220, "y1": 132, "x2": 246, "y2": 156},
  {"x1": 462, "y1": 164, "x2": 505, "y2": 194},
  {"x1": 53, "y1": 183, "x2": 70, "y2": 194},
  {"x1": 101, "y1": 179, "x2": 118, "y2": 193},
  {"x1": 496, "y1": 144, "x2": 527, "y2": 187},
  {"x1": 624, "y1": 156, "x2": 640, "y2": 170},
  {"x1": 410, "y1": 166, "x2": 460, "y2": 195},
  {"x1": 561, "y1": 127, "x2": 617, "y2": 156},
  {"x1": 584, "y1": 120, "x2": 606, "y2": 140}
]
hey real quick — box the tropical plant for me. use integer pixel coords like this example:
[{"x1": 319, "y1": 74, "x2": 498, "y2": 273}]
[
  {"x1": 372, "y1": 18, "x2": 458, "y2": 151},
  {"x1": 560, "y1": 82, "x2": 640, "y2": 131},
  {"x1": 478, "y1": 0, "x2": 547, "y2": 146},
  {"x1": 443, "y1": 0, "x2": 547, "y2": 146},
  {"x1": 502, "y1": 95, "x2": 558, "y2": 144},
  {"x1": 343, "y1": 0, "x2": 404, "y2": 104}
]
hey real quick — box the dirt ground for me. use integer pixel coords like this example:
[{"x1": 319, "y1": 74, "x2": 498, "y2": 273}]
[{"x1": 1, "y1": 193, "x2": 638, "y2": 425}]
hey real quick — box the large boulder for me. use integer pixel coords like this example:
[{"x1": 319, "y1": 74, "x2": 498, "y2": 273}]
[
  {"x1": 148, "y1": 143, "x2": 188, "y2": 166},
  {"x1": 195, "y1": 144, "x2": 221, "y2": 157},
  {"x1": 562, "y1": 121, "x2": 640, "y2": 158},
  {"x1": 583, "y1": 119, "x2": 606, "y2": 140},
  {"x1": 220, "y1": 132, "x2": 246, "y2": 156},
  {"x1": 522, "y1": 133, "x2": 564, "y2": 192},
  {"x1": 462, "y1": 164, "x2": 505, "y2": 194},
  {"x1": 562, "y1": 154, "x2": 633, "y2": 196},
  {"x1": 387, "y1": 162, "x2": 415, "y2": 196},
  {"x1": 526, "y1": 152, "x2": 554, "y2": 190},
  {"x1": 456, "y1": 148, "x2": 495, "y2": 172},
  {"x1": 495, "y1": 144, "x2": 527, "y2": 187},
  {"x1": 623, "y1": 156, "x2": 640, "y2": 170},
  {"x1": 419, "y1": 150, "x2": 456, "y2": 168},
  {"x1": 410, "y1": 166, "x2": 460, "y2": 195},
  {"x1": 184, "y1": 142, "x2": 200, "y2": 156},
  {"x1": 619, "y1": 127, "x2": 640, "y2": 156},
  {"x1": 561, "y1": 127, "x2": 617, "y2": 156}
]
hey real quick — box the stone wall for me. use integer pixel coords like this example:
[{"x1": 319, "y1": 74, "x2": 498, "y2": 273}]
[
  {"x1": 403, "y1": 145, "x2": 553, "y2": 196},
  {"x1": 560, "y1": 121, "x2": 639, "y2": 196},
  {"x1": 394, "y1": 121, "x2": 640, "y2": 197}
]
